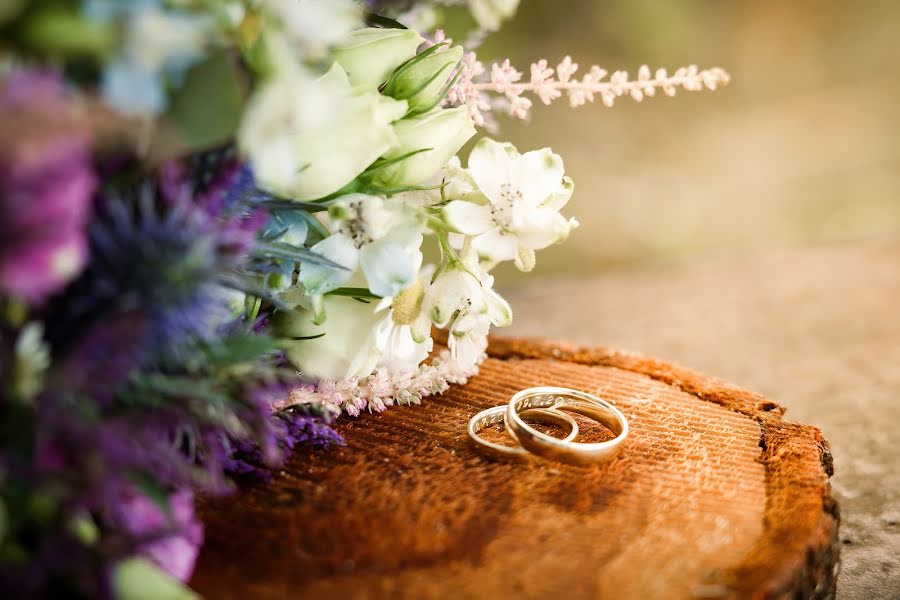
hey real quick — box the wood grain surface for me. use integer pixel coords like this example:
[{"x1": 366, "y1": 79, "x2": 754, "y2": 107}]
[{"x1": 192, "y1": 337, "x2": 839, "y2": 599}]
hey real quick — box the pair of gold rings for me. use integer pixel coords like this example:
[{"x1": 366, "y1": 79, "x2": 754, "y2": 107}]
[{"x1": 467, "y1": 387, "x2": 629, "y2": 466}]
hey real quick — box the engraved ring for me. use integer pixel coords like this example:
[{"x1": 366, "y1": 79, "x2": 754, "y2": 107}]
[
  {"x1": 506, "y1": 386, "x2": 628, "y2": 466},
  {"x1": 468, "y1": 404, "x2": 579, "y2": 461}
]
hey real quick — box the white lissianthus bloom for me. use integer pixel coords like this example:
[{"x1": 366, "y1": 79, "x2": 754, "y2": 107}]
[
  {"x1": 332, "y1": 27, "x2": 424, "y2": 90},
  {"x1": 441, "y1": 138, "x2": 577, "y2": 271},
  {"x1": 273, "y1": 271, "x2": 434, "y2": 382},
  {"x1": 374, "y1": 106, "x2": 476, "y2": 188},
  {"x1": 238, "y1": 47, "x2": 407, "y2": 200},
  {"x1": 272, "y1": 296, "x2": 384, "y2": 382},
  {"x1": 297, "y1": 194, "x2": 425, "y2": 321}
]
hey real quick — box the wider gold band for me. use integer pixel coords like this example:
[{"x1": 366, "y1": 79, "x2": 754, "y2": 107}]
[{"x1": 505, "y1": 386, "x2": 629, "y2": 466}]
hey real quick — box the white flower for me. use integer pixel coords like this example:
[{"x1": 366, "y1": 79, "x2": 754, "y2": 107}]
[
  {"x1": 371, "y1": 273, "x2": 434, "y2": 373},
  {"x1": 447, "y1": 312, "x2": 490, "y2": 372},
  {"x1": 332, "y1": 27, "x2": 424, "y2": 90},
  {"x1": 441, "y1": 138, "x2": 577, "y2": 271},
  {"x1": 423, "y1": 248, "x2": 512, "y2": 329},
  {"x1": 297, "y1": 195, "x2": 425, "y2": 312},
  {"x1": 469, "y1": 0, "x2": 520, "y2": 31},
  {"x1": 238, "y1": 59, "x2": 407, "y2": 200},
  {"x1": 374, "y1": 106, "x2": 476, "y2": 188},
  {"x1": 272, "y1": 296, "x2": 384, "y2": 382},
  {"x1": 389, "y1": 156, "x2": 477, "y2": 207},
  {"x1": 263, "y1": 0, "x2": 361, "y2": 57}
]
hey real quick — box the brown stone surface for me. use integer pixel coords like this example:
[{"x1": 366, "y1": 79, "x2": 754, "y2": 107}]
[
  {"x1": 193, "y1": 338, "x2": 838, "y2": 599},
  {"x1": 502, "y1": 240, "x2": 899, "y2": 599}
]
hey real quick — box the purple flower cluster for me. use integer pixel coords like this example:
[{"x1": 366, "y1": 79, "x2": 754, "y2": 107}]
[
  {"x1": 0, "y1": 71, "x2": 95, "y2": 303},
  {"x1": 0, "y1": 69, "x2": 344, "y2": 599},
  {"x1": 225, "y1": 409, "x2": 345, "y2": 481},
  {"x1": 112, "y1": 488, "x2": 204, "y2": 583}
]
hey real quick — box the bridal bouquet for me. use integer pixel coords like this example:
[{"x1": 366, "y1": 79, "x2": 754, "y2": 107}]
[{"x1": 0, "y1": 1, "x2": 728, "y2": 597}]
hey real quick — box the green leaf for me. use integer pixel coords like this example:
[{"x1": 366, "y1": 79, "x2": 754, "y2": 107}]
[
  {"x1": 325, "y1": 287, "x2": 382, "y2": 300},
  {"x1": 122, "y1": 374, "x2": 231, "y2": 408},
  {"x1": 0, "y1": 0, "x2": 27, "y2": 27},
  {"x1": 252, "y1": 242, "x2": 348, "y2": 270},
  {"x1": 200, "y1": 335, "x2": 280, "y2": 367},
  {"x1": 19, "y1": 8, "x2": 115, "y2": 58},
  {"x1": 114, "y1": 558, "x2": 200, "y2": 600},
  {"x1": 260, "y1": 199, "x2": 333, "y2": 213},
  {"x1": 168, "y1": 51, "x2": 245, "y2": 151}
]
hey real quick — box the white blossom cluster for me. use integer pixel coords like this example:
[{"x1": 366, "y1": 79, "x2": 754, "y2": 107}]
[
  {"x1": 235, "y1": 24, "x2": 578, "y2": 414},
  {"x1": 232, "y1": 5, "x2": 727, "y2": 416}
]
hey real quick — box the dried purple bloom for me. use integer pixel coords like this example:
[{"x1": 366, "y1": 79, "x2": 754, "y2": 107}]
[{"x1": 224, "y1": 407, "x2": 344, "y2": 481}]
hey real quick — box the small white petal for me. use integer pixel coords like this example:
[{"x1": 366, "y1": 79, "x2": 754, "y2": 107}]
[
  {"x1": 441, "y1": 201, "x2": 495, "y2": 235},
  {"x1": 542, "y1": 175, "x2": 574, "y2": 211},
  {"x1": 515, "y1": 207, "x2": 571, "y2": 250},
  {"x1": 470, "y1": 228, "x2": 518, "y2": 263},
  {"x1": 484, "y1": 288, "x2": 513, "y2": 327},
  {"x1": 513, "y1": 147, "x2": 565, "y2": 206},
  {"x1": 360, "y1": 240, "x2": 418, "y2": 298},
  {"x1": 298, "y1": 233, "x2": 358, "y2": 295},
  {"x1": 467, "y1": 137, "x2": 515, "y2": 203},
  {"x1": 410, "y1": 313, "x2": 432, "y2": 343}
]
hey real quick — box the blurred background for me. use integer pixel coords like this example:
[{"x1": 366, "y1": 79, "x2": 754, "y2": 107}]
[
  {"x1": 444, "y1": 0, "x2": 900, "y2": 281},
  {"x1": 442, "y1": 4, "x2": 900, "y2": 598}
]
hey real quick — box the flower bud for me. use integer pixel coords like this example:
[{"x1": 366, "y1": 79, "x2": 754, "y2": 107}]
[
  {"x1": 384, "y1": 45, "x2": 463, "y2": 115},
  {"x1": 332, "y1": 27, "x2": 424, "y2": 90},
  {"x1": 374, "y1": 106, "x2": 475, "y2": 187}
]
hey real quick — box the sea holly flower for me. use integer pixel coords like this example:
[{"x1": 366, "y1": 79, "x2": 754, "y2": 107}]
[
  {"x1": 297, "y1": 194, "x2": 425, "y2": 311},
  {"x1": 332, "y1": 27, "x2": 424, "y2": 90},
  {"x1": 441, "y1": 138, "x2": 578, "y2": 271},
  {"x1": 374, "y1": 106, "x2": 476, "y2": 188},
  {"x1": 238, "y1": 57, "x2": 407, "y2": 200}
]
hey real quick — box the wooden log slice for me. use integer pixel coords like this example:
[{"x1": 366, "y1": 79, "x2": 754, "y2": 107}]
[{"x1": 192, "y1": 337, "x2": 840, "y2": 599}]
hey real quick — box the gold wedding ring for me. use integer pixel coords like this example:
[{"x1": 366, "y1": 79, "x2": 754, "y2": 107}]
[
  {"x1": 505, "y1": 386, "x2": 629, "y2": 466},
  {"x1": 467, "y1": 404, "x2": 579, "y2": 461}
]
